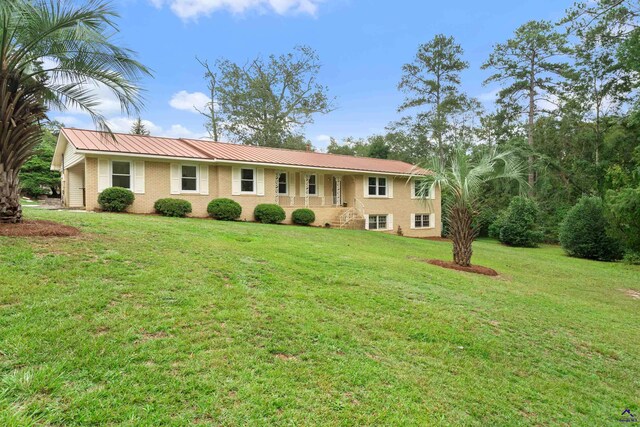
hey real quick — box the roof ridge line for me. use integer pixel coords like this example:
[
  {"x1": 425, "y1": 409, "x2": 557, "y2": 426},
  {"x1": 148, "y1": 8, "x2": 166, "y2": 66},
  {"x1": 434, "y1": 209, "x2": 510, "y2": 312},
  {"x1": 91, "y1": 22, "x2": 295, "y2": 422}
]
[{"x1": 179, "y1": 138, "x2": 216, "y2": 159}]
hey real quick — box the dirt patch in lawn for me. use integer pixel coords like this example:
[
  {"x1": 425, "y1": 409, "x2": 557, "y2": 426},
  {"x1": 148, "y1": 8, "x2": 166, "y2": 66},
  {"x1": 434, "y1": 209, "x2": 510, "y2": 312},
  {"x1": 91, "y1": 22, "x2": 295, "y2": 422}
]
[
  {"x1": 620, "y1": 289, "x2": 640, "y2": 300},
  {"x1": 0, "y1": 220, "x2": 80, "y2": 237},
  {"x1": 424, "y1": 259, "x2": 499, "y2": 276}
]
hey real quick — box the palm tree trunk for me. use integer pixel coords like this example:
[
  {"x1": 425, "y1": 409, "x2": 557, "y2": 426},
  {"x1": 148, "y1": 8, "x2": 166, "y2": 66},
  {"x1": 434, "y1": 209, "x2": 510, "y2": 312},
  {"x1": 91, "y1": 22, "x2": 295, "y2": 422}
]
[
  {"x1": 0, "y1": 72, "x2": 46, "y2": 224},
  {"x1": 449, "y1": 204, "x2": 475, "y2": 267},
  {"x1": 0, "y1": 164, "x2": 22, "y2": 223}
]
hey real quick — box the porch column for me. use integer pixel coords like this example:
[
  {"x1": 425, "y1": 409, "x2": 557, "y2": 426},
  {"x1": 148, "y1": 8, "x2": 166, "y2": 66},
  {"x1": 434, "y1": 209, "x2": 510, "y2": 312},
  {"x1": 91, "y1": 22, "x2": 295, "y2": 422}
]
[
  {"x1": 335, "y1": 175, "x2": 342, "y2": 206},
  {"x1": 304, "y1": 173, "x2": 310, "y2": 208}
]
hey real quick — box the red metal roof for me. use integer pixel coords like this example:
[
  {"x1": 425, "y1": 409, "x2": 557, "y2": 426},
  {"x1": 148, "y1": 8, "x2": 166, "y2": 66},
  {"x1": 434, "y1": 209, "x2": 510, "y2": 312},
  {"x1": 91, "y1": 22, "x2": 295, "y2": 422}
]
[{"x1": 61, "y1": 128, "x2": 429, "y2": 175}]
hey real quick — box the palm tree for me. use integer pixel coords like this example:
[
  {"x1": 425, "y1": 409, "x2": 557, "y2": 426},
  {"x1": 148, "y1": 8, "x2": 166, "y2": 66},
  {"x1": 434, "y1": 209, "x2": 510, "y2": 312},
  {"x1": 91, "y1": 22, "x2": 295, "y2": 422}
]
[
  {"x1": 414, "y1": 145, "x2": 526, "y2": 267},
  {"x1": 0, "y1": 0, "x2": 150, "y2": 223}
]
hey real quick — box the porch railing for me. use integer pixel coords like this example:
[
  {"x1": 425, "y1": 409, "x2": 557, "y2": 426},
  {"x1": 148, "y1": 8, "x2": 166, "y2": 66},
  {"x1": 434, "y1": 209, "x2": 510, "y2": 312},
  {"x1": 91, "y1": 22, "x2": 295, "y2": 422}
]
[{"x1": 277, "y1": 195, "x2": 337, "y2": 208}]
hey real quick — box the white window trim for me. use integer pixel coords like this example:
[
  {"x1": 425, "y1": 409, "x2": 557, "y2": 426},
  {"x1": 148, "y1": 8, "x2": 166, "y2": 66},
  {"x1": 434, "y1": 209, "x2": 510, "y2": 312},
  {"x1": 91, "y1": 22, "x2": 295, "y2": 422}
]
[
  {"x1": 412, "y1": 179, "x2": 435, "y2": 200},
  {"x1": 411, "y1": 213, "x2": 436, "y2": 230},
  {"x1": 180, "y1": 164, "x2": 199, "y2": 193},
  {"x1": 110, "y1": 160, "x2": 132, "y2": 190},
  {"x1": 413, "y1": 213, "x2": 431, "y2": 229},
  {"x1": 240, "y1": 167, "x2": 257, "y2": 195},
  {"x1": 365, "y1": 175, "x2": 389, "y2": 198},
  {"x1": 367, "y1": 214, "x2": 391, "y2": 231},
  {"x1": 277, "y1": 171, "x2": 288, "y2": 196}
]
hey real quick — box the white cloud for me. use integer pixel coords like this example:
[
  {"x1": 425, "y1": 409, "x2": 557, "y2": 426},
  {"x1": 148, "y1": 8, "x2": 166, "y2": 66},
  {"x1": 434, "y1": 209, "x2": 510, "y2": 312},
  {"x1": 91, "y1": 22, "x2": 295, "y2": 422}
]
[
  {"x1": 315, "y1": 134, "x2": 331, "y2": 143},
  {"x1": 169, "y1": 90, "x2": 210, "y2": 113},
  {"x1": 150, "y1": 0, "x2": 323, "y2": 20},
  {"x1": 162, "y1": 124, "x2": 204, "y2": 139},
  {"x1": 478, "y1": 88, "x2": 500, "y2": 104}
]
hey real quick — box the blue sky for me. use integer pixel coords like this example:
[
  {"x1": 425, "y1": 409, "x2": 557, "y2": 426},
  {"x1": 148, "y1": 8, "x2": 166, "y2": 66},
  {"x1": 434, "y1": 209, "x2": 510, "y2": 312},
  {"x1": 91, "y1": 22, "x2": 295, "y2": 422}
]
[{"x1": 54, "y1": 0, "x2": 574, "y2": 149}]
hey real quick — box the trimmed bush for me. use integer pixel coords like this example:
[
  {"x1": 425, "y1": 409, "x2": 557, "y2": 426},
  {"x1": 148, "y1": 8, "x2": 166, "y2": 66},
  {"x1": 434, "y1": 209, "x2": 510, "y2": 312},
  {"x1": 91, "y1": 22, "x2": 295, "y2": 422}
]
[
  {"x1": 496, "y1": 197, "x2": 543, "y2": 247},
  {"x1": 98, "y1": 187, "x2": 134, "y2": 212},
  {"x1": 292, "y1": 208, "x2": 315, "y2": 225},
  {"x1": 488, "y1": 211, "x2": 507, "y2": 240},
  {"x1": 254, "y1": 204, "x2": 286, "y2": 224},
  {"x1": 154, "y1": 198, "x2": 192, "y2": 218},
  {"x1": 559, "y1": 196, "x2": 623, "y2": 261},
  {"x1": 207, "y1": 198, "x2": 241, "y2": 221}
]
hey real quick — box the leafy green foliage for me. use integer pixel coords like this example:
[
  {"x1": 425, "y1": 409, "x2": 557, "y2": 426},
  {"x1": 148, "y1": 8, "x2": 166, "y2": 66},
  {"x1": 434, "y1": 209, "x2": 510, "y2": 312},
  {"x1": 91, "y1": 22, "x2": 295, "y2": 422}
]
[
  {"x1": 416, "y1": 144, "x2": 526, "y2": 265},
  {"x1": 130, "y1": 118, "x2": 150, "y2": 135},
  {"x1": 19, "y1": 130, "x2": 60, "y2": 198},
  {"x1": 207, "y1": 46, "x2": 334, "y2": 147},
  {"x1": 98, "y1": 187, "x2": 135, "y2": 212},
  {"x1": 207, "y1": 198, "x2": 241, "y2": 221},
  {"x1": 397, "y1": 34, "x2": 479, "y2": 161},
  {"x1": 493, "y1": 197, "x2": 543, "y2": 247},
  {"x1": 559, "y1": 196, "x2": 623, "y2": 261},
  {"x1": 291, "y1": 208, "x2": 315, "y2": 225},
  {"x1": 254, "y1": 204, "x2": 286, "y2": 224},
  {"x1": 154, "y1": 198, "x2": 192, "y2": 218},
  {"x1": 606, "y1": 186, "x2": 640, "y2": 253}
]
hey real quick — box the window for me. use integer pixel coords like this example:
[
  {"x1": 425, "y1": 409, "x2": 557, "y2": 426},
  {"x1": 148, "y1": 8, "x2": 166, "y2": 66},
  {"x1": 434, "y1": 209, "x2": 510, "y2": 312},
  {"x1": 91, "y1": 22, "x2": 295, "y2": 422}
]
[
  {"x1": 368, "y1": 176, "x2": 387, "y2": 196},
  {"x1": 307, "y1": 174, "x2": 317, "y2": 195},
  {"x1": 241, "y1": 168, "x2": 255, "y2": 192},
  {"x1": 414, "y1": 213, "x2": 430, "y2": 229},
  {"x1": 112, "y1": 161, "x2": 131, "y2": 189},
  {"x1": 181, "y1": 165, "x2": 198, "y2": 192},
  {"x1": 278, "y1": 173, "x2": 288, "y2": 195},
  {"x1": 413, "y1": 180, "x2": 429, "y2": 198},
  {"x1": 368, "y1": 214, "x2": 388, "y2": 230}
]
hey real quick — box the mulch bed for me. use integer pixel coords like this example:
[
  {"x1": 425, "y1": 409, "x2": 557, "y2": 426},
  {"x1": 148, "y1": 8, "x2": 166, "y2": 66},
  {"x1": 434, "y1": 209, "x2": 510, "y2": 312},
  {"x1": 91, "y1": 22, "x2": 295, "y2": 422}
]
[
  {"x1": 425, "y1": 259, "x2": 499, "y2": 276},
  {"x1": 0, "y1": 220, "x2": 80, "y2": 237}
]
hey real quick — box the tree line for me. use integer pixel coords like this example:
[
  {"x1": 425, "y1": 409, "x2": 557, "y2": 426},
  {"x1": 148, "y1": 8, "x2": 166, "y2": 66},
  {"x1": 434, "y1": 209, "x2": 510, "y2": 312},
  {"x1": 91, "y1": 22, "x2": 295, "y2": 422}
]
[{"x1": 193, "y1": 0, "x2": 639, "y2": 260}]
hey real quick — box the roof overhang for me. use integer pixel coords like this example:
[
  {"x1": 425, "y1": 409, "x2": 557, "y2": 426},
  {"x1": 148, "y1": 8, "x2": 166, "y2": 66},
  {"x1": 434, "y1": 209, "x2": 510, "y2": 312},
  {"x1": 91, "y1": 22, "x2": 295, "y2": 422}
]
[
  {"x1": 72, "y1": 148, "x2": 429, "y2": 177},
  {"x1": 50, "y1": 132, "x2": 68, "y2": 171}
]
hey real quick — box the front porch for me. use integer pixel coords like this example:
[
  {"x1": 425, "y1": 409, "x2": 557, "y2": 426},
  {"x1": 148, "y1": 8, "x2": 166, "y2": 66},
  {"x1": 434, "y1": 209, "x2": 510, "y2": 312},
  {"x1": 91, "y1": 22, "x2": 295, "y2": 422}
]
[{"x1": 271, "y1": 172, "x2": 366, "y2": 229}]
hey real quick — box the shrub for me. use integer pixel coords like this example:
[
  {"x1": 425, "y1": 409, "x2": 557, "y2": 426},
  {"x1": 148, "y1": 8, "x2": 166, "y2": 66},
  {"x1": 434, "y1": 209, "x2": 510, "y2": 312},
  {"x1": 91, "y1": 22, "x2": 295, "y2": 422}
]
[
  {"x1": 623, "y1": 251, "x2": 640, "y2": 265},
  {"x1": 154, "y1": 198, "x2": 192, "y2": 218},
  {"x1": 291, "y1": 208, "x2": 315, "y2": 225},
  {"x1": 559, "y1": 196, "x2": 623, "y2": 261},
  {"x1": 496, "y1": 197, "x2": 543, "y2": 247},
  {"x1": 488, "y1": 211, "x2": 507, "y2": 240},
  {"x1": 207, "y1": 198, "x2": 242, "y2": 221},
  {"x1": 606, "y1": 187, "x2": 640, "y2": 254},
  {"x1": 98, "y1": 187, "x2": 134, "y2": 212},
  {"x1": 254, "y1": 204, "x2": 286, "y2": 224}
]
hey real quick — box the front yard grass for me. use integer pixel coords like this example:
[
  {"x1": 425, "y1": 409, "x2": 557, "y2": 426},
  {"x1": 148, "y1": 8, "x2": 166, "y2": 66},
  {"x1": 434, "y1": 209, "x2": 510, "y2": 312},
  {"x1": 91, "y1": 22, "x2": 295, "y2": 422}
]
[{"x1": 0, "y1": 209, "x2": 638, "y2": 425}]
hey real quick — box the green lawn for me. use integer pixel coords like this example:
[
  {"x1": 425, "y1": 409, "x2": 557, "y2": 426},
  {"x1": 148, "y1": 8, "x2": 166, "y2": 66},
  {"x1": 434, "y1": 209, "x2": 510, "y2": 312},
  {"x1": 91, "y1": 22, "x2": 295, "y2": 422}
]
[{"x1": 1, "y1": 209, "x2": 638, "y2": 426}]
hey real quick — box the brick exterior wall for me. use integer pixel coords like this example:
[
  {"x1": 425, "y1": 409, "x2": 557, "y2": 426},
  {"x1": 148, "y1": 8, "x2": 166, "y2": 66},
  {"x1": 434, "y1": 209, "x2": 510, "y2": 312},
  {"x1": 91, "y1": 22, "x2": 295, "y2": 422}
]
[{"x1": 80, "y1": 156, "x2": 441, "y2": 237}]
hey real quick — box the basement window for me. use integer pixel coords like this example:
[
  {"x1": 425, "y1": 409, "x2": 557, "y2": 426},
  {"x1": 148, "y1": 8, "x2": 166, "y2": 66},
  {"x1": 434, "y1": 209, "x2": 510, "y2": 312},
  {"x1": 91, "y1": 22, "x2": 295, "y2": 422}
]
[
  {"x1": 414, "y1": 213, "x2": 430, "y2": 229},
  {"x1": 368, "y1": 214, "x2": 388, "y2": 230}
]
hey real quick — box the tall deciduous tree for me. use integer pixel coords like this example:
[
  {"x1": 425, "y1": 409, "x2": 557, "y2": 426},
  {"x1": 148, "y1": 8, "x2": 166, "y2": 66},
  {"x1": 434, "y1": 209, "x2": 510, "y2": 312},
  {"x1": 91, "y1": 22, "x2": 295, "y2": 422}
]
[
  {"x1": 564, "y1": 1, "x2": 639, "y2": 169},
  {"x1": 0, "y1": 0, "x2": 149, "y2": 223},
  {"x1": 482, "y1": 20, "x2": 570, "y2": 189},
  {"x1": 398, "y1": 34, "x2": 479, "y2": 163},
  {"x1": 197, "y1": 58, "x2": 220, "y2": 141},
  {"x1": 209, "y1": 46, "x2": 334, "y2": 148}
]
